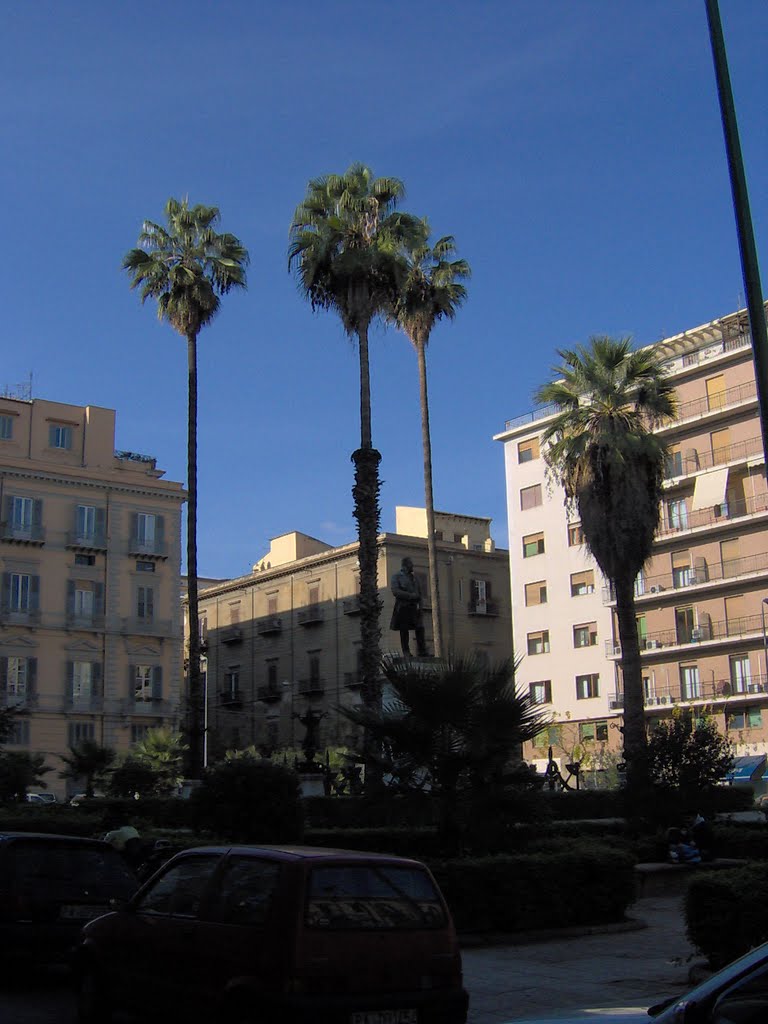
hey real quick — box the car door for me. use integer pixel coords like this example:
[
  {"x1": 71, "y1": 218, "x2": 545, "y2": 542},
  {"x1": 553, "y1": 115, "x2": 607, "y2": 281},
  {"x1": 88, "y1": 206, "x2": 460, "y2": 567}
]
[
  {"x1": 108, "y1": 853, "x2": 222, "y2": 1012},
  {"x1": 709, "y1": 960, "x2": 768, "y2": 1024}
]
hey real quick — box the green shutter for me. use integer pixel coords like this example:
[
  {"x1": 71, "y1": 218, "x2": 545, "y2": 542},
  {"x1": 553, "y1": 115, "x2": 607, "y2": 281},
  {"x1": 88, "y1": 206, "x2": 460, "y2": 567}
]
[
  {"x1": 0, "y1": 657, "x2": 7, "y2": 693},
  {"x1": 27, "y1": 658, "x2": 37, "y2": 695},
  {"x1": 151, "y1": 666, "x2": 163, "y2": 701}
]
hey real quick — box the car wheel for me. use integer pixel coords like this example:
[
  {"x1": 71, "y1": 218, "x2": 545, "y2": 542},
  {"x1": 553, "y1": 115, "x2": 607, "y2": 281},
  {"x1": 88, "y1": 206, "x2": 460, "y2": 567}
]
[{"x1": 77, "y1": 965, "x2": 112, "y2": 1024}]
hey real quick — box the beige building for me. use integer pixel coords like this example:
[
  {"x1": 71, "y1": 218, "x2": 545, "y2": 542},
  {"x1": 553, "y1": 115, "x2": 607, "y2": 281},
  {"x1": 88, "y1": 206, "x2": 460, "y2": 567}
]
[
  {"x1": 191, "y1": 506, "x2": 512, "y2": 759},
  {"x1": 0, "y1": 397, "x2": 185, "y2": 798},
  {"x1": 495, "y1": 305, "x2": 768, "y2": 785}
]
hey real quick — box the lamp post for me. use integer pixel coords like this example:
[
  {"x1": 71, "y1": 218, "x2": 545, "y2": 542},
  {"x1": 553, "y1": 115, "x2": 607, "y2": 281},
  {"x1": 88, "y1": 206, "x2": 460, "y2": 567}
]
[{"x1": 761, "y1": 598, "x2": 768, "y2": 686}]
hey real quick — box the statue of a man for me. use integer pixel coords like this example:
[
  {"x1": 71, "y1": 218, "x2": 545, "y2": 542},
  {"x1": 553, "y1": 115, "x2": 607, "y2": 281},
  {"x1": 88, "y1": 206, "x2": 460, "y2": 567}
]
[{"x1": 390, "y1": 556, "x2": 428, "y2": 657}]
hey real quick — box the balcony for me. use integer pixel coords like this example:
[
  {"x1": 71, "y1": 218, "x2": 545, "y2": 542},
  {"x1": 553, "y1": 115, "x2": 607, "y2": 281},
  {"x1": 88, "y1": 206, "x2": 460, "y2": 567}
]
[
  {"x1": 1, "y1": 691, "x2": 37, "y2": 709},
  {"x1": 603, "y1": 550, "x2": 768, "y2": 604},
  {"x1": 122, "y1": 617, "x2": 172, "y2": 637},
  {"x1": 606, "y1": 612, "x2": 766, "y2": 658},
  {"x1": 127, "y1": 537, "x2": 167, "y2": 559},
  {"x1": 298, "y1": 678, "x2": 325, "y2": 697},
  {"x1": 220, "y1": 626, "x2": 243, "y2": 644},
  {"x1": 657, "y1": 491, "x2": 768, "y2": 539},
  {"x1": 121, "y1": 697, "x2": 166, "y2": 716},
  {"x1": 0, "y1": 607, "x2": 41, "y2": 627},
  {"x1": 342, "y1": 596, "x2": 361, "y2": 616},
  {"x1": 219, "y1": 689, "x2": 243, "y2": 707},
  {"x1": 663, "y1": 379, "x2": 757, "y2": 430},
  {"x1": 1, "y1": 522, "x2": 45, "y2": 546},
  {"x1": 65, "y1": 694, "x2": 104, "y2": 712},
  {"x1": 257, "y1": 685, "x2": 282, "y2": 704},
  {"x1": 256, "y1": 615, "x2": 282, "y2": 635},
  {"x1": 66, "y1": 530, "x2": 107, "y2": 552},
  {"x1": 663, "y1": 435, "x2": 763, "y2": 482},
  {"x1": 297, "y1": 605, "x2": 324, "y2": 626},
  {"x1": 468, "y1": 599, "x2": 500, "y2": 616},
  {"x1": 66, "y1": 612, "x2": 105, "y2": 631},
  {"x1": 343, "y1": 671, "x2": 364, "y2": 689},
  {"x1": 610, "y1": 675, "x2": 768, "y2": 710}
]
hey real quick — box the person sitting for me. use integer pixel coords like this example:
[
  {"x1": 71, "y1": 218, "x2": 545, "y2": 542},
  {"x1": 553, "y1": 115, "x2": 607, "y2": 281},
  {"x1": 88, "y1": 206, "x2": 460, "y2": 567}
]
[{"x1": 667, "y1": 826, "x2": 702, "y2": 865}]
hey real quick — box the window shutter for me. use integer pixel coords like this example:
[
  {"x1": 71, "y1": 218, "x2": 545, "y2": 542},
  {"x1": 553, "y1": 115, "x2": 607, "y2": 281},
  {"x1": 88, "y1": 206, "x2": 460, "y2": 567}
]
[
  {"x1": 486, "y1": 581, "x2": 492, "y2": 599},
  {"x1": 66, "y1": 661, "x2": 74, "y2": 702},
  {"x1": 130, "y1": 512, "x2": 138, "y2": 541},
  {"x1": 94, "y1": 582, "x2": 105, "y2": 614},
  {"x1": 152, "y1": 666, "x2": 163, "y2": 700},
  {"x1": 128, "y1": 664, "x2": 135, "y2": 698},
  {"x1": 30, "y1": 575, "x2": 40, "y2": 611},
  {"x1": 67, "y1": 580, "x2": 76, "y2": 614},
  {"x1": 3, "y1": 495, "x2": 12, "y2": 525},
  {"x1": 32, "y1": 499, "x2": 43, "y2": 531},
  {"x1": 155, "y1": 516, "x2": 165, "y2": 548},
  {"x1": 0, "y1": 657, "x2": 7, "y2": 693},
  {"x1": 1, "y1": 573, "x2": 10, "y2": 612},
  {"x1": 95, "y1": 507, "x2": 106, "y2": 541},
  {"x1": 27, "y1": 658, "x2": 37, "y2": 695},
  {"x1": 92, "y1": 663, "x2": 102, "y2": 697},
  {"x1": 147, "y1": 587, "x2": 154, "y2": 619}
]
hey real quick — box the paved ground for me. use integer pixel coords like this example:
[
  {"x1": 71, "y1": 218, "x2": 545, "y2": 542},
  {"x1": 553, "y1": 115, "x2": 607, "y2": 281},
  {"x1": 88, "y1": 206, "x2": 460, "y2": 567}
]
[{"x1": 462, "y1": 894, "x2": 700, "y2": 1024}]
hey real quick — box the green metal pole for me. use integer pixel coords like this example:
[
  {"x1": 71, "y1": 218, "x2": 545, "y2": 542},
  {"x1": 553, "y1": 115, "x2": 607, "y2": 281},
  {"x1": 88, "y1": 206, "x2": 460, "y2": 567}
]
[{"x1": 705, "y1": 0, "x2": 768, "y2": 455}]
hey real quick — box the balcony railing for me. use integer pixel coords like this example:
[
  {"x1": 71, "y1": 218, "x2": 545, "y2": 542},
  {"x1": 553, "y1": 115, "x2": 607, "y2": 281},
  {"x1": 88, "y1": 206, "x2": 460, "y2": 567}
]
[
  {"x1": 298, "y1": 678, "x2": 325, "y2": 697},
  {"x1": 257, "y1": 685, "x2": 281, "y2": 704},
  {"x1": 603, "y1": 550, "x2": 768, "y2": 603},
  {"x1": 297, "y1": 605, "x2": 324, "y2": 626},
  {"x1": 606, "y1": 612, "x2": 766, "y2": 657},
  {"x1": 255, "y1": 615, "x2": 282, "y2": 635},
  {"x1": 219, "y1": 689, "x2": 242, "y2": 706},
  {"x1": 668, "y1": 379, "x2": 757, "y2": 427},
  {"x1": 66, "y1": 612, "x2": 106, "y2": 630},
  {"x1": 342, "y1": 596, "x2": 361, "y2": 616},
  {"x1": 65, "y1": 694, "x2": 104, "y2": 712},
  {"x1": 343, "y1": 671, "x2": 364, "y2": 689},
  {"x1": 0, "y1": 608, "x2": 41, "y2": 626},
  {"x1": 657, "y1": 491, "x2": 768, "y2": 538},
  {"x1": 66, "y1": 530, "x2": 107, "y2": 551},
  {"x1": 664, "y1": 435, "x2": 763, "y2": 481},
  {"x1": 121, "y1": 697, "x2": 166, "y2": 715},
  {"x1": 1, "y1": 692, "x2": 37, "y2": 709},
  {"x1": 127, "y1": 537, "x2": 167, "y2": 558},
  {"x1": 610, "y1": 675, "x2": 768, "y2": 709},
  {"x1": 220, "y1": 626, "x2": 243, "y2": 644},
  {"x1": 122, "y1": 617, "x2": 172, "y2": 636},
  {"x1": 468, "y1": 599, "x2": 500, "y2": 616},
  {"x1": 1, "y1": 522, "x2": 45, "y2": 545}
]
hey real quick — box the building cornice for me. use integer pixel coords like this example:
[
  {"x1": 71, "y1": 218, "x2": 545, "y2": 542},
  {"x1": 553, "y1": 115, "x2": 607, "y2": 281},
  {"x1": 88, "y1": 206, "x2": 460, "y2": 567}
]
[{"x1": 0, "y1": 467, "x2": 186, "y2": 503}]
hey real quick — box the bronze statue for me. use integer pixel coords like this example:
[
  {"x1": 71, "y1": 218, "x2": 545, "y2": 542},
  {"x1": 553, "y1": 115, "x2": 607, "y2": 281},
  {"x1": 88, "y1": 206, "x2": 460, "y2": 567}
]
[{"x1": 390, "y1": 556, "x2": 428, "y2": 656}]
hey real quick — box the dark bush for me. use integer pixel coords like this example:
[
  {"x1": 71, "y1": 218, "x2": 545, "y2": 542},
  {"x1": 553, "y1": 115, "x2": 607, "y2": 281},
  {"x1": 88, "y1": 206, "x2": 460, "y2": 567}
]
[
  {"x1": 190, "y1": 758, "x2": 303, "y2": 843},
  {"x1": 685, "y1": 864, "x2": 768, "y2": 967},
  {"x1": 305, "y1": 826, "x2": 446, "y2": 859},
  {"x1": 429, "y1": 842, "x2": 636, "y2": 933},
  {"x1": 303, "y1": 793, "x2": 436, "y2": 829},
  {"x1": 540, "y1": 790, "x2": 626, "y2": 820}
]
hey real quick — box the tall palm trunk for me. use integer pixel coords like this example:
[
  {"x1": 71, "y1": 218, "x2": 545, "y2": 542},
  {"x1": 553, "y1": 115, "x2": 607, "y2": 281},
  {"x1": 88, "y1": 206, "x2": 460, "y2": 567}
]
[
  {"x1": 414, "y1": 333, "x2": 442, "y2": 657},
  {"x1": 186, "y1": 331, "x2": 203, "y2": 778},
  {"x1": 352, "y1": 321, "x2": 382, "y2": 784},
  {"x1": 614, "y1": 574, "x2": 648, "y2": 795}
]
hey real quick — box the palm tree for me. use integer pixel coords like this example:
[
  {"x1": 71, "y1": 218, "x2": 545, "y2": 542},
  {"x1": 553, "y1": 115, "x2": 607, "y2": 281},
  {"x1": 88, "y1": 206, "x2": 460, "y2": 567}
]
[
  {"x1": 132, "y1": 726, "x2": 188, "y2": 794},
  {"x1": 391, "y1": 231, "x2": 470, "y2": 656},
  {"x1": 288, "y1": 165, "x2": 423, "y2": 722},
  {"x1": 59, "y1": 740, "x2": 116, "y2": 798},
  {"x1": 123, "y1": 198, "x2": 249, "y2": 777},
  {"x1": 535, "y1": 337, "x2": 676, "y2": 794},
  {"x1": 340, "y1": 652, "x2": 549, "y2": 847}
]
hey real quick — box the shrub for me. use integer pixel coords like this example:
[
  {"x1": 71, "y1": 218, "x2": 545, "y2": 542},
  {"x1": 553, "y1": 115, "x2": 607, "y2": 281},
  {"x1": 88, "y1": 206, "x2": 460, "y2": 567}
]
[
  {"x1": 686, "y1": 864, "x2": 768, "y2": 967},
  {"x1": 190, "y1": 757, "x2": 303, "y2": 843}
]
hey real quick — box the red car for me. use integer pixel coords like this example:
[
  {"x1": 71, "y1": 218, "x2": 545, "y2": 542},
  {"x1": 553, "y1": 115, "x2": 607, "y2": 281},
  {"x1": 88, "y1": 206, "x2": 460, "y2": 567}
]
[{"x1": 76, "y1": 844, "x2": 469, "y2": 1024}]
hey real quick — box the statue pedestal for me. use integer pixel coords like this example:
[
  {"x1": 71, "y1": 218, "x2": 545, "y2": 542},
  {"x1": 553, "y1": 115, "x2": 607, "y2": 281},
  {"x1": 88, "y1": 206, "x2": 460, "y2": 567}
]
[{"x1": 298, "y1": 772, "x2": 326, "y2": 797}]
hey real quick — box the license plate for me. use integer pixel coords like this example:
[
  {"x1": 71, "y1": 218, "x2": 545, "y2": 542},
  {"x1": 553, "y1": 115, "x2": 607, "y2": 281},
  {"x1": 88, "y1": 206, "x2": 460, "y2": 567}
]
[
  {"x1": 60, "y1": 905, "x2": 107, "y2": 920},
  {"x1": 351, "y1": 1012, "x2": 417, "y2": 1024}
]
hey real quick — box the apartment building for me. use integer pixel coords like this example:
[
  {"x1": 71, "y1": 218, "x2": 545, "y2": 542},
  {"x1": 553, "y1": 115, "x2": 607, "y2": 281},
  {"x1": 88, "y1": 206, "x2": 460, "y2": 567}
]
[
  {"x1": 0, "y1": 397, "x2": 185, "y2": 797},
  {"x1": 495, "y1": 305, "x2": 768, "y2": 784},
  {"x1": 189, "y1": 506, "x2": 512, "y2": 759}
]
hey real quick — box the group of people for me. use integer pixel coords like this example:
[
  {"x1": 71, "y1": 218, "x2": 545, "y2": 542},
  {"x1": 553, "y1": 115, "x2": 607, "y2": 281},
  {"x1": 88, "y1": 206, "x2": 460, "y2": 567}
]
[{"x1": 666, "y1": 813, "x2": 714, "y2": 865}]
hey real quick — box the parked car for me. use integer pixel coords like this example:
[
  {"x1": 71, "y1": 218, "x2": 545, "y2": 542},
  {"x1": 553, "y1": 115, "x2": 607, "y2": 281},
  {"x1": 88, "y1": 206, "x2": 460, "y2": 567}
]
[
  {"x1": 25, "y1": 792, "x2": 58, "y2": 804},
  {"x1": 511, "y1": 939, "x2": 768, "y2": 1024},
  {"x1": 76, "y1": 844, "x2": 469, "y2": 1024},
  {"x1": 0, "y1": 832, "x2": 138, "y2": 972}
]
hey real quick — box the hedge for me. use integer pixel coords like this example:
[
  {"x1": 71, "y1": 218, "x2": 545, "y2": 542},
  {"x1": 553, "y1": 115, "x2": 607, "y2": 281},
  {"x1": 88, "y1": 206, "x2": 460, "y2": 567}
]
[{"x1": 685, "y1": 864, "x2": 768, "y2": 967}]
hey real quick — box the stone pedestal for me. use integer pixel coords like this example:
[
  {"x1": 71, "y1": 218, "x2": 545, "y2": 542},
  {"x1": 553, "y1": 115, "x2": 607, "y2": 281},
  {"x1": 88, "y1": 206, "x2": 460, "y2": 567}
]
[{"x1": 298, "y1": 772, "x2": 326, "y2": 797}]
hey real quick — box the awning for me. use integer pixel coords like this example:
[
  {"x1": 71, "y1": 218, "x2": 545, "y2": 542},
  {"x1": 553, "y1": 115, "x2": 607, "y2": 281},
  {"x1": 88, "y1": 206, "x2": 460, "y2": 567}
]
[
  {"x1": 726, "y1": 754, "x2": 766, "y2": 782},
  {"x1": 691, "y1": 467, "x2": 729, "y2": 511}
]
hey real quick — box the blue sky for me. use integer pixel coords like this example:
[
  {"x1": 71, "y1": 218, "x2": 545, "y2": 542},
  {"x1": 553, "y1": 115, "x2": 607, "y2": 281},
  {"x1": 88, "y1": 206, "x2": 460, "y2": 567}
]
[{"x1": 2, "y1": 1, "x2": 766, "y2": 578}]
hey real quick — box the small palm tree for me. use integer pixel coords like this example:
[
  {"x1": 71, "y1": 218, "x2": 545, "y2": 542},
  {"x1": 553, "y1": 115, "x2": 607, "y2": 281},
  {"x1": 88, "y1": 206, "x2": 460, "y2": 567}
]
[
  {"x1": 289, "y1": 165, "x2": 423, "y2": 721},
  {"x1": 391, "y1": 231, "x2": 470, "y2": 656},
  {"x1": 535, "y1": 337, "x2": 676, "y2": 793},
  {"x1": 132, "y1": 727, "x2": 188, "y2": 794},
  {"x1": 59, "y1": 740, "x2": 116, "y2": 798},
  {"x1": 123, "y1": 198, "x2": 249, "y2": 777}
]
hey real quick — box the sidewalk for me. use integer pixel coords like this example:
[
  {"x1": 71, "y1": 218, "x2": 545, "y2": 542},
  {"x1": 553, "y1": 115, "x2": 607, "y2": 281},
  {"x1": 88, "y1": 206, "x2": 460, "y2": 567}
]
[{"x1": 462, "y1": 894, "x2": 700, "y2": 1024}]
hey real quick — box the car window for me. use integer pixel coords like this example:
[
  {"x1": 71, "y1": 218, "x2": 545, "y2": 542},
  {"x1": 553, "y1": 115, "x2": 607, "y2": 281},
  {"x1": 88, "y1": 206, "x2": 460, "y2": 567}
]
[
  {"x1": 135, "y1": 855, "x2": 221, "y2": 918},
  {"x1": 208, "y1": 857, "x2": 280, "y2": 926},
  {"x1": 711, "y1": 962, "x2": 768, "y2": 1024},
  {"x1": 11, "y1": 842, "x2": 136, "y2": 901},
  {"x1": 306, "y1": 864, "x2": 447, "y2": 930}
]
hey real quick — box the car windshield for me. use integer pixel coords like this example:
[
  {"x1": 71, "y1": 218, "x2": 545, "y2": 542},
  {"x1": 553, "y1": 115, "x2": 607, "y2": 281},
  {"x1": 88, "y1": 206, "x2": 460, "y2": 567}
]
[
  {"x1": 306, "y1": 864, "x2": 447, "y2": 930},
  {"x1": 651, "y1": 942, "x2": 768, "y2": 1020},
  {"x1": 11, "y1": 841, "x2": 137, "y2": 901}
]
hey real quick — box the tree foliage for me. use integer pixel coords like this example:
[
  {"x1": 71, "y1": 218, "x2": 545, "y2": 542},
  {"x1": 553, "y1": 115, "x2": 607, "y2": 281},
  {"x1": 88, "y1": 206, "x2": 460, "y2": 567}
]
[
  {"x1": 59, "y1": 740, "x2": 116, "y2": 798},
  {"x1": 107, "y1": 757, "x2": 165, "y2": 799},
  {"x1": 0, "y1": 751, "x2": 51, "y2": 803},
  {"x1": 648, "y1": 713, "x2": 734, "y2": 793},
  {"x1": 131, "y1": 727, "x2": 188, "y2": 794}
]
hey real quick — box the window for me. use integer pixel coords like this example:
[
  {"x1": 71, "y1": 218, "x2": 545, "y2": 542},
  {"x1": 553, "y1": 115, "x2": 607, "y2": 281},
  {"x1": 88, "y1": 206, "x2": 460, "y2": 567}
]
[
  {"x1": 729, "y1": 655, "x2": 751, "y2": 694},
  {"x1": 133, "y1": 665, "x2": 161, "y2": 702},
  {"x1": 136, "y1": 561, "x2": 155, "y2": 573},
  {"x1": 11, "y1": 496, "x2": 33, "y2": 532},
  {"x1": 706, "y1": 374, "x2": 726, "y2": 412},
  {"x1": 573, "y1": 622, "x2": 597, "y2": 648},
  {"x1": 137, "y1": 513, "x2": 155, "y2": 543},
  {"x1": 229, "y1": 602, "x2": 240, "y2": 625},
  {"x1": 522, "y1": 532, "x2": 545, "y2": 558},
  {"x1": 517, "y1": 437, "x2": 540, "y2": 463},
  {"x1": 570, "y1": 570, "x2": 595, "y2": 596},
  {"x1": 567, "y1": 522, "x2": 585, "y2": 547},
  {"x1": 137, "y1": 585, "x2": 154, "y2": 621},
  {"x1": 224, "y1": 669, "x2": 240, "y2": 699},
  {"x1": 576, "y1": 674, "x2": 599, "y2": 700},
  {"x1": 74, "y1": 585, "x2": 94, "y2": 617},
  {"x1": 533, "y1": 725, "x2": 561, "y2": 748},
  {"x1": 75, "y1": 554, "x2": 96, "y2": 567},
  {"x1": 579, "y1": 721, "x2": 609, "y2": 743},
  {"x1": 306, "y1": 865, "x2": 446, "y2": 931},
  {"x1": 76, "y1": 504, "x2": 96, "y2": 538},
  {"x1": 209, "y1": 858, "x2": 280, "y2": 926},
  {"x1": 68, "y1": 722, "x2": 95, "y2": 745},
  {"x1": 666, "y1": 445, "x2": 683, "y2": 477},
  {"x1": 727, "y1": 707, "x2": 762, "y2": 730},
  {"x1": 0, "y1": 415, "x2": 13, "y2": 441},
  {"x1": 667, "y1": 499, "x2": 689, "y2": 531},
  {"x1": 527, "y1": 630, "x2": 550, "y2": 655},
  {"x1": 131, "y1": 724, "x2": 151, "y2": 745},
  {"x1": 453, "y1": 533, "x2": 464, "y2": 544},
  {"x1": 49, "y1": 424, "x2": 73, "y2": 449},
  {"x1": 7, "y1": 719, "x2": 30, "y2": 745},
  {"x1": 4, "y1": 572, "x2": 40, "y2": 614},
  {"x1": 470, "y1": 579, "x2": 491, "y2": 611},
  {"x1": 308, "y1": 653, "x2": 321, "y2": 686},
  {"x1": 524, "y1": 580, "x2": 547, "y2": 606},
  {"x1": 308, "y1": 583, "x2": 320, "y2": 606},
  {"x1": 520, "y1": 484, "x2": 542, "y2": 510},
  {"x1": 2, "y1": 656, "x2": 36, "y2": 699},
  {"x1": 136, "y1": 856, "x2": 220, "y2": 918},
  {"x1": 73, "y1": 662, "x2": 95, "y2": 700},
  {"x1": 267, "y1": 593, "x2": 278, "y2": 616},
  {"x1": 266, "y1": 660, "x2": 278, "y2": 688},
  {"x1": 672, "y1": 550, "x2": 692, "y2": 588},
  {"x1": 681, "y1": 664, "x2": 701, "y2": 700},
  {"x1": 529, "y1": 680, "x2": 552, "y2": 704}
]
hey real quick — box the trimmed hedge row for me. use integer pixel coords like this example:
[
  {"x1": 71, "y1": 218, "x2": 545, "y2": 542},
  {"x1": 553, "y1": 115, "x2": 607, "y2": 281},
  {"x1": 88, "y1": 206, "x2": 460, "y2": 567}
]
[
  {"x1": 685, "y1": 864, "x2": 768, "y2": 967},
  {"x1": 429, "y1": 842, "x2": 637, "y2": 933}
]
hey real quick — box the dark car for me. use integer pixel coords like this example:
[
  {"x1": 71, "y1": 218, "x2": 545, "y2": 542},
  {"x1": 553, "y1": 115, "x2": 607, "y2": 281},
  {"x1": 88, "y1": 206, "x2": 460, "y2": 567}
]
[
  {"x1": 0, "y1": 832, "x2": 138, "y2": 972},
  {"x1": 76, "y1": 844, "x2": 469, "y2": 1024}
]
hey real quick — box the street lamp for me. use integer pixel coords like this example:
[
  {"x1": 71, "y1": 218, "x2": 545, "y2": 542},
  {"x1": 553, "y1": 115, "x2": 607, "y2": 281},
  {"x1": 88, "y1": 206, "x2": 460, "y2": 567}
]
[{"x1": 761, "y1": 598, "x2": 768, "y2": 686}]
